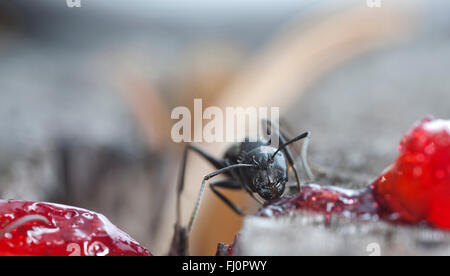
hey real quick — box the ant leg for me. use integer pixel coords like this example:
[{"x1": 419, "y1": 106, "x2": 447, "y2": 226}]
[
  {"x1": 279, "y1": 134, "x2": 303, "y2": 191},
  {"x1": 263, "y1": 120, "x2": 311, "y2": 191},
  {"x1": 298, "y1": 132, "x2": 314, "y2": 181},
  {"x1": 171, "y1": 144, "x2": 225, "y2": 255},
  {"x1": 267, "y1": 120, "x2": 314, "y2": 181},
  {"x1": 280, "y1": 131, "x2": 314, "y2": 184},
  {"x1": 176, "y1": 144, "x2": 225, "y2": 227},
  {"x1": 225, "y1": 159, "x2": 264, "y2": 205},
  {"x1": 188, "y1": 163, "x2": 255, "y2": 232},
  {"x1": 209, "y1": 179, "x2": 246, "y2": 216}
]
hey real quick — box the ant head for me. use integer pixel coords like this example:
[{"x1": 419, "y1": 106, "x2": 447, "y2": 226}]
[{"x1": 246, "y1": 146, "x2": 288, "y2": 200}]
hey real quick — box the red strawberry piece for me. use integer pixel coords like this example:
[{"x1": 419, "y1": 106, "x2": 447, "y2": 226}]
[
  {"x1": 0, "y1": 200, "x2": 152, "y2": 256},
  {"x1": 372, "y1": 117, "x2": 450, "y2": 228}
]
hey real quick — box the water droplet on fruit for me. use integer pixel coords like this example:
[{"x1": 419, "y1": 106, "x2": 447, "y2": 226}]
[{"x1": 82, "y1": 213, "x2": 94, "y2": 220}]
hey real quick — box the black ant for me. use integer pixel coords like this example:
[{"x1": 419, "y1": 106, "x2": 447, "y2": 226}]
[{"x1": 170, "y1": 120, "x2": 313, "y2": 255}]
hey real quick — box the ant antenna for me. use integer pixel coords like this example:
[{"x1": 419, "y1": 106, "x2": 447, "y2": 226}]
[
  {"x1": 188, "y1": 163, "x2": 256, "y2": 232},
  {"x1": 270, "y1": 131, "x2": 314, "y2": 181}
]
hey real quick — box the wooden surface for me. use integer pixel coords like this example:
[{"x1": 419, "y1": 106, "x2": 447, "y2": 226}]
[{"x1": 237, "y1": 214, "x2": 450, "y2": 256}]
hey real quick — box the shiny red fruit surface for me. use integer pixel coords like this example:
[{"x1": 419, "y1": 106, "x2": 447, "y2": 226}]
[
  {"x1": 372, "y1": 117, "x2": 450, "y2": 228},
  {"x1": 0, "y1": 200, "x2": 152, "y2": 256}
]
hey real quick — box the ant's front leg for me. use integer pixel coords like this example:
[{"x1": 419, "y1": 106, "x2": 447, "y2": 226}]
[
  {"x1": 176, "y1": 144, "x2": 225, "y2": 225},
  {"x1": 209, "y1": 179, "x2": 246, "y2": 216},
  {"x1": 171, "y1": 144, "x2": 225, "y2": 256},
  {"x1": 188, "y1": 163, "x2": 254, "y2": 232}
]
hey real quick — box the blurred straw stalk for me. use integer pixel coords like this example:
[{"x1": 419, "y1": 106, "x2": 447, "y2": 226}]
[{"x1": 116, "y1": 2, "x2": 415, "y2": 255}]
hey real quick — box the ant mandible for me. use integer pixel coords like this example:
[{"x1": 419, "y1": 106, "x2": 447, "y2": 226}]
[{"x1": 175, "y1": 120, "x2": 314, "y2": 234}]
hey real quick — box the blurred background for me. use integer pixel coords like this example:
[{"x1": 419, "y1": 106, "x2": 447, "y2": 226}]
[{"x1": 0, "y1": 0, "x2": 449, "y2": 255}]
